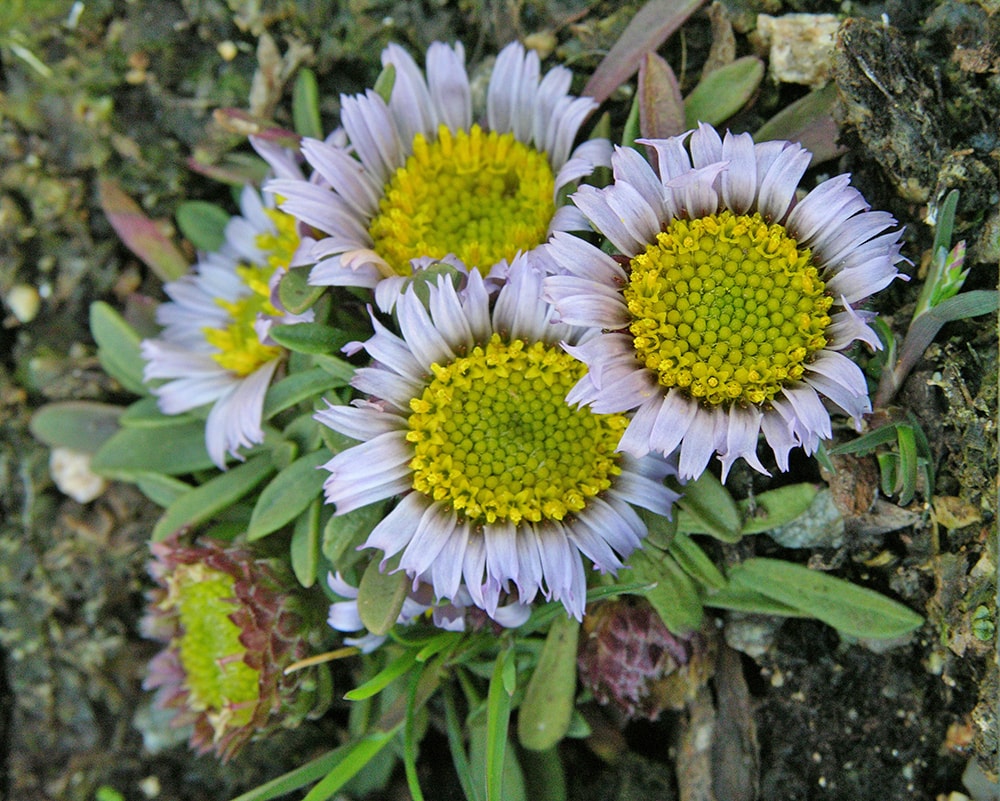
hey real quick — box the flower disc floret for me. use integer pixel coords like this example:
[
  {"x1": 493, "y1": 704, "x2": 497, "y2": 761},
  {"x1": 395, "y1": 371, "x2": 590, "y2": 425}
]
[
  {"x1": 370, "y1": 125, "x2": 555, "y2": 275},
  {"x1": 406, "y1": 334, "x2": 626, "y2": 525},
  {"x1": 626, "y1": 211, "x2": 832, "y2": 406}
]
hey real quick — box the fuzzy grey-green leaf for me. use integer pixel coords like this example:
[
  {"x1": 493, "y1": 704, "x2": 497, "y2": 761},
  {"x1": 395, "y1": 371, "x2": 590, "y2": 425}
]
[
  {"x1": 357, "y1": 557, "x2": 410, "y2": 636},
  {"x1": 518, "y1": 614, "x2": 580, "y2": 751},
  {"x1": 247, "y1": 449, "x2": 329, "y2": 541},
  {"x1": 90, "y1": 301, "x2": 148, "y2": 395},
  {"x1": 30, "y1": 401, "x2": 124, "y2": 453}
]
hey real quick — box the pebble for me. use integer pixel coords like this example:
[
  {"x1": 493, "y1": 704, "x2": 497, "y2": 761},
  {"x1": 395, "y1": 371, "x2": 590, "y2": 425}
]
[{"x1": 49, "y1": 447, "x2": 107, "y2": 503}]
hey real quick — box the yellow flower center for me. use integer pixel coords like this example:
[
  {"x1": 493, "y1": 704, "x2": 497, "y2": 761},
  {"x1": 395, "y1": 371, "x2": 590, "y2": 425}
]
[
  {"x1": 203, "y1": 208, "x2": 298, "y2": 376},
  {"x1": 369, "y1": 124, "x2": 556, "y2": 275},
  {"x1": 406, "y1": 335, "x2": 627, "y2": 525},
  {"x1": 625, "y1": 211, "x2": 832, "y2": 407},
  {"x1": 165, "y1": 563, "x2": 259, "y2": 727}
]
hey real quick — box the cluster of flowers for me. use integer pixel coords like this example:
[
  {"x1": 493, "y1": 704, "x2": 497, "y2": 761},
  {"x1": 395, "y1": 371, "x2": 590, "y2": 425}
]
[{"x1": 140, "y1": 41, "x2": 903, "y2": 756}]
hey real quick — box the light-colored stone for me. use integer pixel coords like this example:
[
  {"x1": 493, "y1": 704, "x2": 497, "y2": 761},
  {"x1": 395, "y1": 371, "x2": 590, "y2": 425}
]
[
  {"x1": 756, "y1": 13, "x2": 840, "y2": 87},
  {"x1": 49, "y1": 447, "x2": 107, "y2": 503}
]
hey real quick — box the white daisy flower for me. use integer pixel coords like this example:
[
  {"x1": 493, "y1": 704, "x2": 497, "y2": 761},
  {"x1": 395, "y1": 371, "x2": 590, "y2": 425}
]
[
  {"x1": 541, "y1": 124, "x2": 906, "y2": 480},
  {"x1": 267, "y1": 40, "x2": 611, "y2": 311},
  {"x1": 141, "y1": 186, "x2": 311, "y2": 469},
  {"x1": 316, "y1": 258, "x2": 680, "y2": 621}
]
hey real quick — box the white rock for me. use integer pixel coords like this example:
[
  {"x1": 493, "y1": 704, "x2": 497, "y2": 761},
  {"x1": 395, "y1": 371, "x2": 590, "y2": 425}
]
[
  {"x1": 756, "y1": 13, "x2": 840, "y2": 88},
  {"x1": 49, "y1": 447, "x2": 107, "y2": 503}
]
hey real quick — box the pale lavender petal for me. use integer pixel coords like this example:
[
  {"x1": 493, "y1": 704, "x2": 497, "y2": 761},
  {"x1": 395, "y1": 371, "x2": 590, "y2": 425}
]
[
  {"x1": 430, "y1": 516, "x2": 470, "y2": 602},
  {"x1": 665, "y1": 161, "x2": 726, "y2": 218},
  {"x1": 616, "y1": 397, "x2": 662, "y2": 458},
  {"x1": 383, "y1": 43, "x2": 436, "y2": 143},
  {"x1": 689, "y1": 122, "x2": 723, "y2": 167},
  {"x1": 399, "y1": 502, "x2": 459, "y2": 578},
  {"x1": 314, "y1": 400, "x2": 407, "y2": 442},
  {"x1": 609, "y1": 467, "x2": 675, "y2": 517},
  {"x1": 810, "y1": 210, "x2": 897, "y2": 266},
  {"x1": 719, "y1": 405, "x2": 767, "y2": 481},
  {"x1": 427, "y1": 41, "x2": 471, "y2": 132},
  {"x1": 637, "y1": 133, "x2": 694, "y2": 182},
  {"x1": 755, "y1": 141, "x2": 810, "y2": 222},
  {"x1": 340, "y1": 90, "x2": 404, "y2": 183},
  {"x1": 720, "y1": 130, "x2": 757, "y2": 214},
  {"x1": 541, "y1": 232, "x2": 626, "y2": 283},
  {"x1": 760, "y1": 409, "x2": 796, "y2": 472},
  {"x1": 782, "y1": 384, "x2": 832, "y2": 444},
  {"x1": 785, "y1": 175, "x2": 867, "y2": 245},
  {"x1": 396, "y1": 290, "x2": 456, "y2": 366},
  {"x1": 612, "y1": 145, "x2": 668, "y2": 220},
  {"x1": 803, "y1": 351, "x2": 872, "y2": 420},
  {"x1": 573, "y1": 185, "x2": 648, "y2": 255},
  {"x1": 484, "y1": 522, "x2": 520, "y2": 594},
  {"x1": 322, "y1": 431, "x2": 412, "y2": 513},
  {"x1": 677, "y1": 406, "x2": 724, "y2": 479},
  {"x1": 299, "y1": 138, "x2": 382, "y2": 217},
  {"x1": 827, "y1": 307, "x2": 881, "y2": 351},
  {"x1": 487, "y1": 42, "x2": 524, "y2": 136},
  {"x1": 648, "y1": 389, "x2": 700, "y2": 459},
  {"x1": 364, "y1": 491, "x2": 427, "y2": 559},
  {"x1": 542, "y1": 275, "x2": 630, "y2": 328}
]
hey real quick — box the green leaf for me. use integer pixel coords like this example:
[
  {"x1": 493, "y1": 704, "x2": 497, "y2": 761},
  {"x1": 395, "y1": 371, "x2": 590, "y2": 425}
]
[
  {"x1": 291, "y1": 498, "x2": 322, "y2": 588},
  {"x1": 666, "y1": 532, "x2": 726, "y2": 589},
  {"x1": 302, "y1": 732, "x2": 397, "y2": 801},
  {"x1": 343, "y1": 649, "x2": 419, "y2": 701},
  {"x1": 684, "y1": 56, "x2": 764, "y2": 128},
  {"x1": 322, "y1": 502, "x2": 386, "y2": 566},
  {"x1": 621, "y1": 92, "x2": 641, "y2": 150},
  {"x1": 90, "y1": 301, "x2": 148, "y2": 395},
  {"x1": 402, "y1": 668, "x2": 427, "y2": 801},
  {"x1": 175, "y1": 201, "x2": 230, "y2": 252},
  {"x1": 151, "y1": 455, "x2": 275, "y2": 541},
  {"x1": 675, "y1": 470, "x2": 742, "y2": 541},
  {"x1": 486, "y1": 645, "x2": 516, "y2": 801},
  {"x1": 518, "y1": 615, "x2": 580, "y2": 751},
  {"x1": 134, "y1": 472, "x2": 192, "y2": 508},
  {"x1": 827, "y1": 424, "x2": 900, "y2": 456},
  {"x1": 738, "y1": 483, "x2": 819, "y2": 535},
  {"x1": 444, "y1": 685, "x2": 483, "y2": 801},
  {"x1": 92, "y1": 420, "x2": 216, "y2": 477},
  {"x1": 627, "y1": 547, "x2": 703, "y2": 634},
  {"x1": 269, "y1": 322, "x2": 354, "y2": 356},
  {"x1": 29, "y1": 401, "x2": 123, "y2": 453},
  {"x1": 703, "y1": 584, "x2": 806, "y2": 617},
  {"x1": 357, "y1": 557, "x2": 410, "y2": 636},
  {"x1": 894, "y1": 424, "x2": 918, "y2": 505},
  {"x1": 228, "y1": 746, "x2": 356, "y2": 801},
  {"x1": 292, "y1": 67, "x2": 323, "y2": 139},
  {"x1": 247, "y1": 449, "x2": 329, "y2": 541},
  {"x1": 727, "y1": 558, "x2": 923, "y2": 639},
  {"x1": 263, "y1": 367, "x2": 349, "y2": 420},
  {"x1": 278, "y1": 265, "x2": 327, "y2": 315},
  {"x1": 119, "y1": 396, "x2": 194, "y2": 428}
]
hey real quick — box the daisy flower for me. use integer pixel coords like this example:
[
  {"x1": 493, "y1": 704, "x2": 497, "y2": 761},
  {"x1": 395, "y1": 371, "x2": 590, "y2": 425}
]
[
  {"x1": 141, "y1": 186, "x2": 311, "y2": 469},
  {"x1": 542, "y1": 124, "x2": 905, "y2": 480},
  {"x1": 267, "y1": 40, "x2": 611, "y2": 311},
  {"x1": 315, "y1": 258, "x2": 680, "y2": 621}
]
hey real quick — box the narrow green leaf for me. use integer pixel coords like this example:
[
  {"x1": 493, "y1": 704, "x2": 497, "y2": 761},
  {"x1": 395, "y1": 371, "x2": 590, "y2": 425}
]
[
  {"x1": 402, "y1": 669, "x2": 427, "y2": 801},
  {"x1": 322, "y1": 502, "x2": 385, "y2": 565},
  {"x1": 291, "y1": 498, "x2": 322, "y2": 588},
  {"x1": 29, "y1": 401, "x2": 123, "y2": 453},
  {"x1": 895, "y1": 424, "x2": 918, "y2": 505},
  {"x1": 703, "y1": 584, "x2": 806, "y2": 617},
  {"x1": 119, "y1": 396, "x2": 195, "y2": 428},
  {"x1": 278, "y1": 264, "x2": 326, "y2": 315},
  {"x1": 628, "y1": 548, "x2": 704, "y2": 634},
  {"x1": 311, "y1": 353, "x2": 357, "y2": 384},
  {"x1": 302, "y1": 732, "x2": 397, "y2": 801},
  {"x1": 175, "y1": 201, "x2": 229, "y2": 252},
  {"x1": 518, "y1": 615, "x2": 580, "y2": 751},
  {"x1": 92, "y1": 420, "x2": 216, "y2": 477},
  {"x1": 738, "y1": 483, "x2": 819, "y2": 535},
  {"x1": 269, "y1": 322, "x2": 353, "y2": 356},
  {"x1": 444, "y1": 685, "x2": 482, "y2": 801},
  {"x1": 228, "y1": 746, "x2": 349, "y2": 801},
  {"x1": 728, "y1": 558, "x2": 923, "y2": 639},
  {"x1": 343, "y1": 649, "x2": 419, "y2": 701},
  {"x1": 486, "y1": 645, "x2": 515, "y2": 801},
  {"x1": 667, "y1": 532, "x2": 726, "y2": 589},
  {"x1": 878, "y1": 452, "x2": 900, "y2": 498},
  {"x1": 292, "y1": 67, "x2": 323, "y2": 139},
  {"x1": 263, "y1": 366, "x2": 349, "y2": 420},
  {"x1": 520, "y1": 748, "x2": 567, "y2": 801},
  {"x1": 357, "y1": 557, "x2": 410, "y2": 636},
  {"x1": 931, "y1": 188, "x2": 960, "y2": 258},
  {"x1": 827, "y1": 424, "x2": 900, "y2": 456},
  {"x1": 247, "y1": 449, "x2": 329, "y2": 541},
  {"x1": 621, "y1": 92, "x2": 641, "y2": 150},
  {"x1": 151, "y1": 455, "x2": 275, "y2": 541},
  {"x1": 675, "y1": 470, "x2": 742, "y2": 542},
  {"x1": 134, "y1": 472, "x2": 192, "y2": 508},
  {"x1": 684, "y1": 56, "x2": 764, "y2": 127},
  {"x1": 90, "y1": 301, "x2": 148, "y2": 395}
]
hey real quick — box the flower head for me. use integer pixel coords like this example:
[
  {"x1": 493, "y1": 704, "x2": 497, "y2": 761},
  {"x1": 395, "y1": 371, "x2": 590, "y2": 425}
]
[
  {"x1": 141, "y1": 186, "x2": 311, "y2": 468},
  {"x1": 542, "y1": 124, "x2": 905, "y2": 480},
  {"x1": 267, "y1": 41, "x2": 611, "y2": 311},
  {"x1": 141, "y1": 536, "x2": 318, "y2": 762},
  {"x1": 316, "y1": 259, "x2": 680, "y2": 621}
]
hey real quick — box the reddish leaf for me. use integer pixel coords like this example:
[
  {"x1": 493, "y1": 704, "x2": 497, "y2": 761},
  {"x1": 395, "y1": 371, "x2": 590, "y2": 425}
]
[
  {"x1": 639, "y1": 51, "x2": 685, "y2": 139},
  {"x1": 583, "y1": 0, "x2": 707, "y2": 105},
  {"x1": 98, "y1": 178, "x2": 188, "y2": 282}
]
